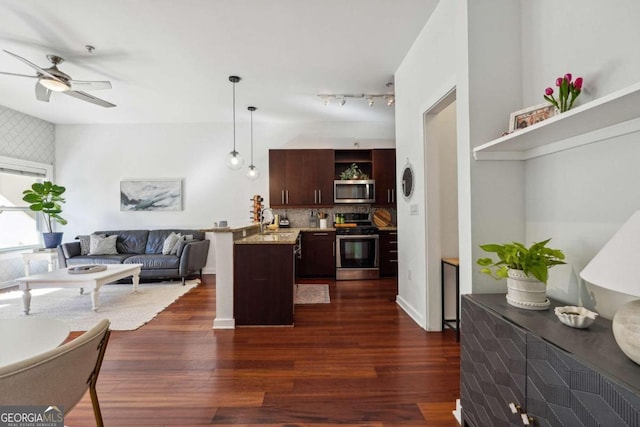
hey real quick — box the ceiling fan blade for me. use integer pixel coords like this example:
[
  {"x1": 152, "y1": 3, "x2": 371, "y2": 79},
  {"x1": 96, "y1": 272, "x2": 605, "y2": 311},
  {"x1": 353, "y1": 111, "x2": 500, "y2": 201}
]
[
  {"x1": 63, "y1": 90, "x2": 116, "y2": 108},
  {"x1": 3, "y1": 49, "x2": 61, "y2": 81},
  {"x1": 0, "y1": 71, "x2": 38, "y2": 79},
  {"x1": 69, "y1": 79, "x2": 112, "y2": 91},
  {"x1": 35, "y1": 82, "x2": 51, "y2": 102}
]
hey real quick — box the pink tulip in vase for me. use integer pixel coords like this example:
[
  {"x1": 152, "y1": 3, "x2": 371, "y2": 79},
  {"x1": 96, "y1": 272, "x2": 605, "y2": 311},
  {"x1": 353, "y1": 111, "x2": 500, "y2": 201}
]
[{"x1": 544, "y1": 73, "x2": 583, "y2": 113}]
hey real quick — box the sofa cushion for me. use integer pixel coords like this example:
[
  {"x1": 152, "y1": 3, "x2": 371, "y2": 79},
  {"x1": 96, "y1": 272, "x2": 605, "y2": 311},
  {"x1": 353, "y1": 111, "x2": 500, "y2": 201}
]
[
  {"x1": 89, "y1": 234, "x2": 118, "y2": 255},
  {"x1": 67, "y1": 255, "x2": 132, "y2": 265},
  {"x1": 146, "y1": 229, "x2": 204, "y2": 254},
  {"x1": 123, "y1": 254, "x2": 180, "y2": 270},
  {"x1": 95, "y1": 230, "x2": 149, "y2": 254}
]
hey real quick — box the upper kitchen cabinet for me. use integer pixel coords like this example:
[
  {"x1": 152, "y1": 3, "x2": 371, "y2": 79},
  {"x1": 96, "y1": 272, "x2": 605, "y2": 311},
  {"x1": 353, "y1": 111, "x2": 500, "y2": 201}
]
[
  {"x1": 372, "y1": 149, "x2": 396, "y2": 206},
  {"x1": 269, "y1": 149, "x2": 334, "y2": 208}
]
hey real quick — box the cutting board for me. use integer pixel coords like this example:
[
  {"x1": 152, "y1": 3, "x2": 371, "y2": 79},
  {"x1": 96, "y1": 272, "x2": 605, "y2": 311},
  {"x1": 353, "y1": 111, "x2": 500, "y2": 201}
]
[
  {"x1": 373, "y1": 209, "x2": 392, "y2": 227},
  {"x1": 334, "y1": 223, "x2": 357, "y2": 228}
]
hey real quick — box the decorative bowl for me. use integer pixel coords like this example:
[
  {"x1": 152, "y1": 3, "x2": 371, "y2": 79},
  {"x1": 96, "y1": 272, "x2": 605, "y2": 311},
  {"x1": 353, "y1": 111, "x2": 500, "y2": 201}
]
[{"x1": 554, "y1": 306, "x2": 598, "y2": 329}]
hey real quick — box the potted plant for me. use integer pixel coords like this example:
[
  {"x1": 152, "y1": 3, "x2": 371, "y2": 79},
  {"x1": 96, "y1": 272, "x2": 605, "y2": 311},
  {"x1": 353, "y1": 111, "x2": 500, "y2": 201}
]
[
  {"x1": 22, "y1": 181, "x2": 68, "y2": 248},
  {"x1": 477, "y1": 238, "x2": 565, "y2": 310},
  {"x1": 340, "y1": 163, "x2": 369, "y2": 180}
]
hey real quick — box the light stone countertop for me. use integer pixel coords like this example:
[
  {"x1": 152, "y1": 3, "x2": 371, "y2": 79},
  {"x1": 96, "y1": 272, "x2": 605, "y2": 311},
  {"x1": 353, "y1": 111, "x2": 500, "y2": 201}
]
[{"x1": 234, "y1": 229, "x2": 301, "y2": 245}]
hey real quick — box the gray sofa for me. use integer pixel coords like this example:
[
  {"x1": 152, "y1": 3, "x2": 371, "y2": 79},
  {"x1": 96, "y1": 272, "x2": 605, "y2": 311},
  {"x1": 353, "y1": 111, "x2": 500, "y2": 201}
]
[{"x1": 57, "y1": 229, "x2": 210, "y2": 284}]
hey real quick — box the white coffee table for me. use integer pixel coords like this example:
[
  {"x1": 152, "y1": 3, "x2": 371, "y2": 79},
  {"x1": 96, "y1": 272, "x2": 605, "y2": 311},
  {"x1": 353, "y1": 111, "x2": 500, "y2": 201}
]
[{"x1": 15, "y1": 264, "x2": 143, "y2": 314}]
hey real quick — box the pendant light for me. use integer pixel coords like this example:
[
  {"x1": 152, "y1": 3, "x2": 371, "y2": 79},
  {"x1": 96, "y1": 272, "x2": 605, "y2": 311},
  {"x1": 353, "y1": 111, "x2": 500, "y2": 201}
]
[
  {"x1": 246, "y1": 106, "x2": 260, "y2": 180},
  {"x1": 224, "y1": 76, "x2": 244, "y2": 170}
]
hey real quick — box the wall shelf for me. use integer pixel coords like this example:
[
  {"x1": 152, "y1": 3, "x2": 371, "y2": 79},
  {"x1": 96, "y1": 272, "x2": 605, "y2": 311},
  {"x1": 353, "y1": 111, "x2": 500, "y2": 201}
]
[{"x1": 473, "y1": 82, "x2": 640, "y2": 161}]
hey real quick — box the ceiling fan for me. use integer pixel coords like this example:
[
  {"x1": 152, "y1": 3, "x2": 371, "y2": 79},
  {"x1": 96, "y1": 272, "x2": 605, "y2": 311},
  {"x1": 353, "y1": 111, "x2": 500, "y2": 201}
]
[{"x1": 0, "y1": 49, "x2": 116, "y2": 108}]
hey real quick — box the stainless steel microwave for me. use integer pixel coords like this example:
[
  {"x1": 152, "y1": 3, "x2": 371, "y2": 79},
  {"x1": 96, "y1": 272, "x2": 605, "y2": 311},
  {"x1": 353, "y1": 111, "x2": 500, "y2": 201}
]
[{"x1": 334, "y1": 180, "x2": 375, "y2": 204}]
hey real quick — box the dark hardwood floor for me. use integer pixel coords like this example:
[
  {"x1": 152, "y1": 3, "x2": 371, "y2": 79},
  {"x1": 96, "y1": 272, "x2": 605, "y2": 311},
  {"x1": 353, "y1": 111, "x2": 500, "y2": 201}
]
[{"x1": 64, "y1": 275, "x2": 460, "y2": 426}]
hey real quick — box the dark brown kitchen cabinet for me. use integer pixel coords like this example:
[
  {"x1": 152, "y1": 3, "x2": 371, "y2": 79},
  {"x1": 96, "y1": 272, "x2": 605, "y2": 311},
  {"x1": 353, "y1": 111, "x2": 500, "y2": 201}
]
[
  {"x1": 379, "y1": 230, "x2": 398, "y2": 277},
  {"x1": 461, "y1": 294, "x2": 640, "y2": 427},
  {"x1": 269, "y1": 149, "x2": 334, "y2": 207},
  {"x1": 373, "y1": 149, "x2": 396, "y2": 206},
  {"x1": 296, "y1": 231, "x2": 335, "y2": 278},
  {"x1": 234, "y1": 243, "x2": 295, "y2": 326}
]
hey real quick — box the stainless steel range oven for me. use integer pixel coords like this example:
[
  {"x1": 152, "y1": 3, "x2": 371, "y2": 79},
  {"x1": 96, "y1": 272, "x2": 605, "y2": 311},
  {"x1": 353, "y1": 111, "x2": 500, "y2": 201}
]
[{"x1": 335, "y1": 213, "x2": 379, "y2": 280}]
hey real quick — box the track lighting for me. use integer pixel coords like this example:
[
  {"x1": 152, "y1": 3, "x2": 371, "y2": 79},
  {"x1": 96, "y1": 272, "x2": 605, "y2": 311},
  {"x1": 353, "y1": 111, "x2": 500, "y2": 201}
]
[
  {"x1": 318, "y1": 82, "x2": 395, "y2": 107},
  {"x1": 225, "y1": 76, "x2": 244, "y2": 171}
]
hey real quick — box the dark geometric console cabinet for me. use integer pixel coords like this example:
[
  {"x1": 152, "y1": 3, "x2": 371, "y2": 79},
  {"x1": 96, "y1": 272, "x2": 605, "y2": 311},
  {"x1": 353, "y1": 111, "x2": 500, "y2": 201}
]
[{"x1": 461, "y1": 294, "x2": 640, "y2": 427}]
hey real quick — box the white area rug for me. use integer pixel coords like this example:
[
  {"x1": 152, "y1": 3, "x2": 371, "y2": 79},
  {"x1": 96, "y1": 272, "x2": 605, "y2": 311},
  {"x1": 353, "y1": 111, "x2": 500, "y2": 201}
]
[
  {"x1": 0, "y1": 279, "x2": 199, "y2": 331},
  {"x1": 295, "y1": 284, "x2": 330, "y2": 304}
]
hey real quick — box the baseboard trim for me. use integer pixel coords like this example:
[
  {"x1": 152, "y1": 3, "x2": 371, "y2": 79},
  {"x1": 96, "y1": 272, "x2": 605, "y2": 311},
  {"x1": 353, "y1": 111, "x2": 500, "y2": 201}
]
[
  {"x1": 213, "y1": 317, "x2": 235, "y2": 329},
  {"x1": 396, "y1": 294, "x2": 425, "y2": 329}
]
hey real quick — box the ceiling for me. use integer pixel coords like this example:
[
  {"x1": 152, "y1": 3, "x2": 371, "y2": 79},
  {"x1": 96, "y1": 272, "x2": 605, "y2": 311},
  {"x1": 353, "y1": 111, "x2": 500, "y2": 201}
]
[{"x1": 0, "y1": 0, "x2": 438, "y2": 125}]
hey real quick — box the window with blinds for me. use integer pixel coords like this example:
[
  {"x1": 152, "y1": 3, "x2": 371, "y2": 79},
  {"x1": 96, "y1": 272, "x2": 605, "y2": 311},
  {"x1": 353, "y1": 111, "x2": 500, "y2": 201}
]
[{"x1": 0, "y1": 157, "x2": 51, "y2": 251}]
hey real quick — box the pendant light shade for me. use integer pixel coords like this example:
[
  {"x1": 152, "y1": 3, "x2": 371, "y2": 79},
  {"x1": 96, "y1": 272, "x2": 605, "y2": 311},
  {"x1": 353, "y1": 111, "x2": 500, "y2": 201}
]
[
  {"x1": 225, "y1": 76, "x2": 244, "y2": 170},
  {"x1": 246, "y1": 106, "x2": 260, "y2": 180}
]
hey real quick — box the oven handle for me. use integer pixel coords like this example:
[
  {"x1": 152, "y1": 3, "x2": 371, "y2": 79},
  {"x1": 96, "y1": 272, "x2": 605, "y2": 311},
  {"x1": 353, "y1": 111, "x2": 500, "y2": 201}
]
[{"x1": 336, "y1": 234, "x2": 379, "y2": 240}]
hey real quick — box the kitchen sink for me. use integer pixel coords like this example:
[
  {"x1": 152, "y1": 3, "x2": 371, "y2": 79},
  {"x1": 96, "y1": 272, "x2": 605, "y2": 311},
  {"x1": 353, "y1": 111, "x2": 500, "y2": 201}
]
[{"x1": 261, "y1": 232, "x2": 295, "y2": 238}]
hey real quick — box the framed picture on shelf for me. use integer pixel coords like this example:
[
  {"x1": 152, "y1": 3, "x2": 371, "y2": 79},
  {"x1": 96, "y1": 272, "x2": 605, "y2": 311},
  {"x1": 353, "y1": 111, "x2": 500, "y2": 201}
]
[{"x1": 509, "y1": 103, "x2": 557, "y2": 132}]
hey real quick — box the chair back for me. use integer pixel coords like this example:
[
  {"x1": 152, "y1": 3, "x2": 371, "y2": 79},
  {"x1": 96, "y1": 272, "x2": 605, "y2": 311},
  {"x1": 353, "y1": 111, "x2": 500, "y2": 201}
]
[{"x1": 0, "y1": 319, "x2": 110, "y2": 415}]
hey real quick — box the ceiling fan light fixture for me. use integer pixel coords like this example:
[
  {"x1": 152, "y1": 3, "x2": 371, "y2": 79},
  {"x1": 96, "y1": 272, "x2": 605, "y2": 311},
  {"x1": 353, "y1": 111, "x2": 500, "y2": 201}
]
[
  {"x1": 40, "y1": 77, "x2": 70, "y2": 92},
  {"x1": 225, "y1": 75, "x2": 244, "y2": 170}
]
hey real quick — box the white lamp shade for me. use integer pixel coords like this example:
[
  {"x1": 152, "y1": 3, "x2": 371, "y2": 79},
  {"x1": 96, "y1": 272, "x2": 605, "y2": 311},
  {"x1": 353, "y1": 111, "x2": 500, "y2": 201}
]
[
  {"x1": 580, "y1": 210, "x2": 640, "y2": 297},
  {"x1": 225, "y1": 151, "x2": 244, "y2": 170},
  {"x1": 39, "y1": 78, "x2": 70, "y2": 92},
  {"x1": 246, "y1": 165, "x2": 260, "y2": 180}
]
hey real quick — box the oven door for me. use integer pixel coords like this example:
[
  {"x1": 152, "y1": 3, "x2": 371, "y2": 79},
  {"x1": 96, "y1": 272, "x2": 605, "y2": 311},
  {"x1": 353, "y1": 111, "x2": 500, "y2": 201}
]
[{"x1": 336, "y1": 234, "x2": 380, "y2": 280}]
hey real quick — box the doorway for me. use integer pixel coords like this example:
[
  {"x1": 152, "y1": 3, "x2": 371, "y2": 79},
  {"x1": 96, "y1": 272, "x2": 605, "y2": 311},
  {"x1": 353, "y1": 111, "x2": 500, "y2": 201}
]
[{"x1": 423, "y1": 89, "x2": 458, "y2": 330}]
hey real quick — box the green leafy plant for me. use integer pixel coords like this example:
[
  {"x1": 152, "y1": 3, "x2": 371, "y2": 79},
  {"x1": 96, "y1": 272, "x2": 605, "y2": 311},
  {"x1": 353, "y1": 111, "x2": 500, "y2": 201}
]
[
  {"x1": 22, "y1": 181, "x2": 67, "y2": 233},
  {"x1": 340, "y1": 163, "x2": 368, "y2": 180},
  {"x1": 477, "y1": 238, "x2": 565, "y2": 284}
]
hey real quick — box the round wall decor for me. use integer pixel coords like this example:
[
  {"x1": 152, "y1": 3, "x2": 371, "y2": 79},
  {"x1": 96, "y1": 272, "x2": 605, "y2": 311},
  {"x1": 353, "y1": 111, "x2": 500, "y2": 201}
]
[{"x1": 401, "y1": 161, "x2": 414, "y2": 200}]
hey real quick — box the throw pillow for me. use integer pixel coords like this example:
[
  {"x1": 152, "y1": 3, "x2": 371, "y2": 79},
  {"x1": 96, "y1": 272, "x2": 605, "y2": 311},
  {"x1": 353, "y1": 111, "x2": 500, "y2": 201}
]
[
  {"x1": 170, "y1": 234, "x2": 184, "y2": 255},
  {"x1": 89, "y1": 234, "x2": 118, "y2": 255},
  {"x1": 77, "y1": 235, "x2": 91, "y2": 255},
  {"x1": 162, "y1": 232, "x2": 181, "y2": 255}
]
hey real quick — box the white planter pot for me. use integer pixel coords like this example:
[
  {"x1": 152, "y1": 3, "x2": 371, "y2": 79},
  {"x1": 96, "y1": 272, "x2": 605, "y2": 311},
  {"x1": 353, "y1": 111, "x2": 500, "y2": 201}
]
[{"x1": 506, "y1": 269, "x2": 550, "y2": 310}]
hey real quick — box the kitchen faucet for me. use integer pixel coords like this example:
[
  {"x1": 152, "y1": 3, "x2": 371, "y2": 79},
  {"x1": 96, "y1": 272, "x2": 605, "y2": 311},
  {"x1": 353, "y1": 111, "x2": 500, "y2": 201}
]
[{"x1": 260, "y1": 207, "x2": 274, "y2": 233}]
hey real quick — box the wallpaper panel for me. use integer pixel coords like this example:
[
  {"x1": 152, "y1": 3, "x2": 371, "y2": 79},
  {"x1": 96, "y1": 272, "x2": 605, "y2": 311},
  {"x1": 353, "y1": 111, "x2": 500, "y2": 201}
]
[{"x1": 0, "y1": 105, "x2": 55, "y2": 164}]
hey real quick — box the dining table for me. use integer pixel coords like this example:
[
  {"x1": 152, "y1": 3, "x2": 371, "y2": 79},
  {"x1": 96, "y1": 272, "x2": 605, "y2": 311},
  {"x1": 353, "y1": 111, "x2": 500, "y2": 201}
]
[{"x1": 0, "y1": 317, "x2": 70, "y2": 367}]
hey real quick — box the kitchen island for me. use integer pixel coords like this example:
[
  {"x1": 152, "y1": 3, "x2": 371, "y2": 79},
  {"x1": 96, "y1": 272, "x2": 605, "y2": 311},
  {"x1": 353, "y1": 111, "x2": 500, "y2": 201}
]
[{"x1": 234, "y1": 229, "x2": 300, "y2": 326}]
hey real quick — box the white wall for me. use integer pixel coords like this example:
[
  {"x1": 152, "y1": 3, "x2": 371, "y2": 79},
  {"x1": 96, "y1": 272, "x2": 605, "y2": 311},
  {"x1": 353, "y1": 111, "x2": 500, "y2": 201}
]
[
  {"x1": 394, "y1": 0, "x2": 640, "y2": 329},
  {"x1": 55, "y1": 121, "x2": 394, "y2": 272},
  {"x1": 461, "y1": 0, "x2": 526, "y2": 296},
  {"x1": 394, "y1": 0, "x2": 457, "y2": 329},
  {"x1": 520, "y1": 0, "x2": 640, "y2": 318}
]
